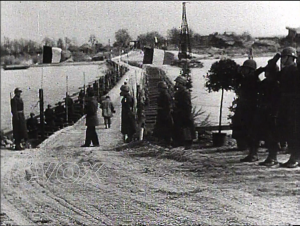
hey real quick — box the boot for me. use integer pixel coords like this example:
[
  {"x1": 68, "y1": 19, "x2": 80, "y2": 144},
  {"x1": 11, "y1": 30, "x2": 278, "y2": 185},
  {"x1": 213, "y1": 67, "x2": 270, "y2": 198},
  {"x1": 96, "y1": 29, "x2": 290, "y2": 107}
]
[
  {"x1": 279, "y1": 159, "x2": 299, "y2": 168},
  {"x1": 240, "y1": 145, "x2": 258, "y2": 162},
  {"x1": 260, "y1": 144, "x2": 279, "y2": 167},
  {"x1": 280, "y1": 148, "x2": 299, "y2": 168},
  {"x1": 240, "y1": 154, "x2": 258, "y2": 162},
  {"x1": 259, "y1": 157, "x2": 278, "y2": 167}
]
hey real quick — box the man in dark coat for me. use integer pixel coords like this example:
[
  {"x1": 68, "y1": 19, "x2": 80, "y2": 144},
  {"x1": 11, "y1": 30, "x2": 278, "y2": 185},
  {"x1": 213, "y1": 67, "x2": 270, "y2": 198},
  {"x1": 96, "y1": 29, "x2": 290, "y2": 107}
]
[
  {"x1": 81, "y1": 89, "x2": 100, "y2": 147},
  {"x1": 65, "y1": 94, "x2": 74, "y2": 123},
  {"x1": 172, "y1": 75, "x2": 195, "y2": 149},
  {"x1": 44, "y1": 104, "x2": 56, "y2": 130},
  {"x1": 248, "y1": 56, "x2": 281, "y2": 166},
  {"x1": 231, "y1": 59, "x2": 264, "y2": 162},
  {"x1": 27, "y1": 112, "x2": 39, "y2": 140},
  {"x1": 120, "y1": 84, "x2": 136, "y2": 143},
  {"x1": 276, "y1": 47, "x2": 300, "y2": 168},
  {"x1": 153, "y1": 81, "x2": 173, "y2": 146},
  {"x1": 11, "y1": 88, "x2": 28, "y2": 150}
]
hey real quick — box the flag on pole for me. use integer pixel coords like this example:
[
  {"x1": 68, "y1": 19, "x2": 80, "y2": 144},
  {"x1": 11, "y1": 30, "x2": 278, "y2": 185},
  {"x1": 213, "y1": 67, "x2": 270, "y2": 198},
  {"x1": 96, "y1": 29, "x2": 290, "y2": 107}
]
[
  {"x1": 43, "y1": 46, "x2": 62, "y2": 63},
  {"x1": 142, "y1": 47, "x2": 175, "y2": 65}
]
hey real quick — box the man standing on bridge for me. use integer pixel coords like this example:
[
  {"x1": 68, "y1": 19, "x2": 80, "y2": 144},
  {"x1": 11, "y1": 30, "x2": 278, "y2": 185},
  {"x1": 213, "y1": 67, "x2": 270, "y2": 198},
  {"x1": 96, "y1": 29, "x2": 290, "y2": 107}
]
[
  {"x1": 153, "y1": 81, "x2": 173, "y2": 146},
  {"x1": 11, "y1": 88, "x2": 28, "y2": 150}
]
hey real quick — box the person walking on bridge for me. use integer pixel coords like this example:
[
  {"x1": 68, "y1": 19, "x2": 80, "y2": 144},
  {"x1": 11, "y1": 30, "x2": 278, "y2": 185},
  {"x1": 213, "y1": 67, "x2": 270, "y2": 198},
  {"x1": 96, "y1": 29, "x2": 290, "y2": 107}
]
[
  {"x1": 81, "y1": 89, "x2": 100, "y2": 147},
  {"x1": 11, "y1": 88, "x2": 28, "y2": 150},
  {"x1": 100, "y1": 96, "x2": 115, "y2": 129}
]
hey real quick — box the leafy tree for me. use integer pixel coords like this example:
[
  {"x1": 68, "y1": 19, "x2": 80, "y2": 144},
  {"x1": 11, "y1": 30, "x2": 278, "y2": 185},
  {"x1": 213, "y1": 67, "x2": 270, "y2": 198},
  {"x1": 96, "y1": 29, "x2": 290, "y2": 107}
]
[
  {"x1": 88, "y1": 34, "x2": 97, "y2": 50},
  {"x1": 137, "y1": 31, "x2": 165, "y2": 47},
  {"x1": 42, "y1": 37, "x2": 55, "y2": 47},
  {"x1": 205, "y1": 59, "x2": 239, "y2": 133},
  {"x1": 57, "y1": 38, "x2": 64, "y2": 49},
  {"x1": 65, "y1": 37, "x2": 72, "y2": 49},
  {"x1": 114, "y1": 29, "x2": 132, "y2": 47},
  {"x1": 167, "y1": 27, "x2": 181, "y2": 45}
]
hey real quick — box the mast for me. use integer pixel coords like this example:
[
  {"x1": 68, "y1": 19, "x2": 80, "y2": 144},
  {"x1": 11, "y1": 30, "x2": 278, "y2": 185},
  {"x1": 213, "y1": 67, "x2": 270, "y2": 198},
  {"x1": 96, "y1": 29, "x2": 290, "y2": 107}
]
[{"x1": 179, "y1": 2, "x2": 191, "y2": 59}]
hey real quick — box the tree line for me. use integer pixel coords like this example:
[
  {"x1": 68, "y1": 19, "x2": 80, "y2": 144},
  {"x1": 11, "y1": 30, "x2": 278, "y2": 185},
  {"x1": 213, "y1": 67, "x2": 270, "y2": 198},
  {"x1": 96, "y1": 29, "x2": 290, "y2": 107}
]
[{"x1": 1, "y1": 27, "x2": 265, "y2": 65}]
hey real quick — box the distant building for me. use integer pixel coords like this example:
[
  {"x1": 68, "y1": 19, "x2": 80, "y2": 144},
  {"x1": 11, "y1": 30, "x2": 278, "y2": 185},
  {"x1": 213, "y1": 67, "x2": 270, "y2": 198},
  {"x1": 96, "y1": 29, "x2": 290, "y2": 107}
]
[{"x1": 286, "y1": 27, "x2": 300, "y2": 42}]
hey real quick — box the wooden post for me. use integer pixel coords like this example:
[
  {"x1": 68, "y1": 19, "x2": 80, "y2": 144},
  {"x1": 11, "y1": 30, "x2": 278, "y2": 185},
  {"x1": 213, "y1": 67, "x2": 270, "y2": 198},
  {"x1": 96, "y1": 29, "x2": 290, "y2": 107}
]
[
  {"x1": 219, "y1": 88, "x2": 224, "y2": 134},
  {"x1": 39, "y1": 89, "x2": 44, "y2": 140}
]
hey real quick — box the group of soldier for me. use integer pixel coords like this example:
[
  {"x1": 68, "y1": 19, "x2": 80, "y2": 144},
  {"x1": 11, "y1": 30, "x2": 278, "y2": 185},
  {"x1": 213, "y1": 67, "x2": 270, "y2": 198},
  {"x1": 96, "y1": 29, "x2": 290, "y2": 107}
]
[
  {"x1": 8, "y1": 48, "x2": 300, "y2": 168},
  {"x1": 232, "y1": 46, "x2": 300, "y2": 168},
  {"x1": 152, "y1": 75, "x2": 196, "y2": 149}
]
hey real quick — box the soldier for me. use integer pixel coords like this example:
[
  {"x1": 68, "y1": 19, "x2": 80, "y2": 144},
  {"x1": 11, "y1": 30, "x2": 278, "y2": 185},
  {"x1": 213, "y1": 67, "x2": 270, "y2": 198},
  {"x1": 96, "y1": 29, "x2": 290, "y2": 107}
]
[
  {"x1": 54, "y1": 102, "x2": 65, "y2": 128},
  {"x1": 81, "y1": 89, "x2": 100, "y2": 147},
  {"x1": 232, "y1": 59, "x2": 265, "y2": 162},
  {"x1": 250, "y1": 55, "x2": 281, "y2": 166},
  {"x1": 44, "y1": 104, "x2": 56, "y2": 130},
  {"x1": 65, "y1": 94, "x2": 74, "y2": 123},
  {"x1": 276, "y1": 47, "x2": 300, "y2": 168},
  {"x1": 172, "y1": 75, "x2": 195, "y2": 149},
  {"x1": 120, "y1": 84, "x2": 136, "y2": 143},
  {"x1": 11, "y1": 88, "x2": 28, "y2": 150},
  {"x1": 100, "y1": 96, "x2": 115, "y2": 129},
  {"x1": 27, "y1": 112, "x2": 39, "y2": 140},
  {"x1": 153, "y1": 81, "x2": 173, "y2": 146}
]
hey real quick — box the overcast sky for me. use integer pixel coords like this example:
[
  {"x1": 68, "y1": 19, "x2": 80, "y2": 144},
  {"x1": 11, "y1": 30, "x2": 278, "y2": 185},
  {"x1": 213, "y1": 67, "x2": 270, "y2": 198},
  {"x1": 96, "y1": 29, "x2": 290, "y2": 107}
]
[{"x1": 1, "y1": 1, "x2": 300, "y2": 46}]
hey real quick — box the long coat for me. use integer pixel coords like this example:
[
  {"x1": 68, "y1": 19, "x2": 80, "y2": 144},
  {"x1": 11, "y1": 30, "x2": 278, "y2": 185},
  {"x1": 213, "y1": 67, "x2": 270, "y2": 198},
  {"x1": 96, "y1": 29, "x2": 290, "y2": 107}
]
[
  {"x1": 101, "y1": 99, "x2": 115, "y2": 118},
  {"x1": 11, "y1": 96, "x2": 28, "y2": 141},
  {"x1": 231, "y1": 68, "x2": 263, "y2": 140},
  {"x1": 172, "y1": 87, "x2": 195, "y2": 142},
  {"x1": 276, "y1": 64, "x2": 300, "y2": 147},
  {"x1": 153, "y1": 90, "x2": 173, "y2": 139},
  {"x1": 121, "y1": 94, "x2": 136, "y2": 136},
  {"x1": 249, "y1": 76, "x2": 281, "y2": 141},
  {"x1": 84, "y1": 96, "x2": 100, "y2": 127}
]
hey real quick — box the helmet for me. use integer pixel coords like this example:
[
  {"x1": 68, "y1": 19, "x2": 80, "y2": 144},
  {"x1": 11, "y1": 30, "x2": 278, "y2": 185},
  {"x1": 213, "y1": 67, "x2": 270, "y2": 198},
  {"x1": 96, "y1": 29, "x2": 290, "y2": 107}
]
[
  {"x1": 157, "y1": 81, "x2": 168, "y2": 89},
  {"x1": 120, "y1": 84, "x2": 130, "y2": 92},
  {"x1": 281, "y1": 47, "x2": 297, "y2": 58},
  {"x1": 242, "y1": 59, "x2": 257, "y2": 70},
  {"x1": 14, "y1": 88, "x2": 22, "y2": 94},
  {"x1": 174, "y1": 76, "x2": 187, "y2": 85}
]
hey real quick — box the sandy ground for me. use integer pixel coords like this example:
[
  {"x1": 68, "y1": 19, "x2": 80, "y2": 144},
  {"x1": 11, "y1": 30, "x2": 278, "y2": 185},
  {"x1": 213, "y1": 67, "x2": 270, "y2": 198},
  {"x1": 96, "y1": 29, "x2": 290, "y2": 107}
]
[{"x1": 1, "y1": 53, "x2": 300, "y2": 226}]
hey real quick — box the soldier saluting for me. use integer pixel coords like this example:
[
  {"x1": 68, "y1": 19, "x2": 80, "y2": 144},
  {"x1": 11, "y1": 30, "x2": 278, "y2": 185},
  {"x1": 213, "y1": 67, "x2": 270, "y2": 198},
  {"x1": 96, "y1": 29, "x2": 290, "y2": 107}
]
[{"x1": 11, "y1": 88, "x2": 28, "y2": 150}]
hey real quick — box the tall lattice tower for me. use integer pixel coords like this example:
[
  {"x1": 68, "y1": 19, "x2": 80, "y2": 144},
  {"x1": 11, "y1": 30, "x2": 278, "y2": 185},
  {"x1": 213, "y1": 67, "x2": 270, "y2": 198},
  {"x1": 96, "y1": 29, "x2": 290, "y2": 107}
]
[{"x1": 179, "y1": 2, "x2": 192, "y2": 59}]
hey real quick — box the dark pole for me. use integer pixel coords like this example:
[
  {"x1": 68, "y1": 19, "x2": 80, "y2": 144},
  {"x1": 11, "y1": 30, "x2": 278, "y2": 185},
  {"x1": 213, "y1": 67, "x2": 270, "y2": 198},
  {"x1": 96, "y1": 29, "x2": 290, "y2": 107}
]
[
  {"x1": 39, "y1": 89, "x2": 44, "y2": 140},
  {"x1": 219, "y1": 88, "x2": 224, "y2": 134}
]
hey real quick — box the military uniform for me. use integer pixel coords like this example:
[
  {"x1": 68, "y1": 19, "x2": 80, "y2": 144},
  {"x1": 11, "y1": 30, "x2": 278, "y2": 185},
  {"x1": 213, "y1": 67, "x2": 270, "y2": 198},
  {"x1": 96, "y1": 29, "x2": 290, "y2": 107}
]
[
  {"x1": 11, "y1": 88, "x2": 28, "y2": 150},
  {"x1": 172, "y1": 76, "x2": 195, "y2": 149},
  {"x1": 277, "y1": 63, "x2": 300, "y2": 167},
  {"x1": 251, "y1": 64, "x2": 281, "y2": 166},
  {"x1": 121, "y1": 93, "x2": 136, "y2": 142},
  {"x1": 232, "y1": 67, "x2": 264, "y2": 152},
  {"x1": 82, "y1": 95, "x2": 100, "y2": 147},
  {"x1": 153, "y1": 83, "x2": 173, "y2": 145}
]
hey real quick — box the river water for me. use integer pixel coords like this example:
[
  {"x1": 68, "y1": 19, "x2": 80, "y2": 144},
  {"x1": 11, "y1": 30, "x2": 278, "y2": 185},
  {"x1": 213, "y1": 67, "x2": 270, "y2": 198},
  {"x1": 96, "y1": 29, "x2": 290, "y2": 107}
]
[
  {"x1": 1, "y1": 63, "x2": 107, "y2": 132},
  {"x1": 1, "y1": 54, "x2": 275, "y2": 132}
]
